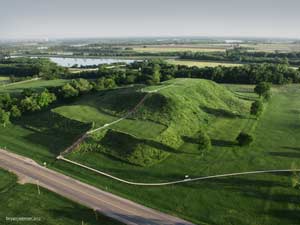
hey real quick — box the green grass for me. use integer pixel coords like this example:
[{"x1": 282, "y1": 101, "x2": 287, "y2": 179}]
[
  {"x1": 0, "y1": 168, "x2": 122, "y2": 225},
  {"x1": 0, "y1": 79, "x2": 69, "y2": 94},
  {"x1": 0, "y1": 76, "x2": 10, "y2": 81},
  {"x1": 0, "y1": 110, "x2": 90, "y2": 164},
  {"x1": 63, "y1": 83, "x2": 300, "y2": 225},
  {"x1": 1, "y1": 79, "x2": 300, "y2": 224},
  {"x1": 55, "y1": 79, "x2": 249, "y2": 166},
  {"x1": 167, "y1": 59, "x2": 242, "y2": 67}
]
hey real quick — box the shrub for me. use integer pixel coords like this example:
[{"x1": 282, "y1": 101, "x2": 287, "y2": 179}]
[
  {"x1": 236, "y1": 132, "x2": 253, "y2": 146},
  {"x1": 250, "y1": 100, "x2": 263, "y2": 117},
  {"x1": 198, "y1": 130, "x2": 211, "y2": 150}
]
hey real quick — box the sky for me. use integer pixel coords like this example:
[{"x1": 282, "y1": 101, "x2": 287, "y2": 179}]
[{"x1": 1, "y1": 0, "x2": 300, "y2": 39}]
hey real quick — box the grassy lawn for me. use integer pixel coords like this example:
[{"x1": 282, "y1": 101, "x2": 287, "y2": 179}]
[
  {"x1": 0, "y1": 169, "x2": 122, "y2": 225},
  {"x1": 0, "y1": 79, "x2": 69, "y2": 94},
  {"x1": 167, "y1": 59, "x2": 242, "y2": 67},
  {"x1": 0, "y1": 79, "x2": 300, "y2": 224}
]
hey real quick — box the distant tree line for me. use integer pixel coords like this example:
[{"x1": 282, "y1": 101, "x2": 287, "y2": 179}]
[
  {"x1": 0, "y1": 57, "x2": 67, "y2": 79},
  {"x1": 179, "y1": 49, "x2": 300, "y2": 66},
  {"x1": 70, "y1": 59, "x2": 300, "y2": 85}
]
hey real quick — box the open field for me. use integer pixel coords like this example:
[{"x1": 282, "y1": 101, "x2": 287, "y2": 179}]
[
  {"x1": 133, "y1": 46, "x2": 226, "y2": 53},
  {"x1": 241, "y1": 43, "x2": 300, "y2": 52},
  {"x1": 0, "y1": 79, "x2": 300, "y2": 224},
  {"x1": 0, "y1": 168, "x2": 122, "y2": 225},
  {"x1": 167, "y1": 59, "x2": 242, "y2": 67},
  {"x1": 0, "y1": 79, "x2": 69, "y2": 94},
  {"x1": 0, "y1": 76, "x2": 9, "y2": 81}
]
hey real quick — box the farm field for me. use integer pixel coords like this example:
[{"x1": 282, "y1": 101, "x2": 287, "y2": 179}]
[
  {"x1": 167, "y1": 59, "x2": 242, "y2": 67},
  {"x1": 0, "y1": 168, "x2": 122, "y2": 225},
  {"x1": 241, "y1": 43, "x2": 300, "y2": 52},
  {"x1": 133, "y1": 44, "x2": 227, "y2": 53},
  {"x1": 0, "y1": 79, "x2": 300, "y2": 224}
]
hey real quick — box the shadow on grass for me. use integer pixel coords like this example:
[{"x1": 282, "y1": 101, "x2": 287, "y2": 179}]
[
  {"x1": 266, "y1": 209, "x2": 300, "y2": 223},
  {"x1": 181, "y1": 136, "x2": 198, "y2": 144},
  {"x1": 14, "y1": 110, "x2": 90, "y2": 156},
  {"x1": 282, "y1": 146, "x2": 300, "y2": 151},
  {"x1": 211, "y1": 139, "x2": 236, "y2": 147},
  {"x1": 201, "y1": 106, "x2": 244, "y2": 118},
  {"x1": 269, "y1": 152, "x2": 300, "y2": 158}
]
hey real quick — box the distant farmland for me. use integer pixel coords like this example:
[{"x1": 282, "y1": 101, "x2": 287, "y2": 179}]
[{"x1": 167, "y1": 59, "x2": 242, "y2": 67}]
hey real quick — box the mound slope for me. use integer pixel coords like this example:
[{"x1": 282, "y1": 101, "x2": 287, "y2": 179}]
[{"x1": 59, "y1": 79, "x2": 249, "y2": 166}]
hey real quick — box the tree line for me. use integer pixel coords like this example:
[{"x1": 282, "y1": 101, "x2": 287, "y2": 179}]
[
  {"x1": 0, "y1": 77, "x2": 118, "y2": 127},
  {"x1": 71, "y1": 59, "x2": 300, "y2": 86},
  {"x1": 179, "y1": 49, "x2": 300, "y2": 66}
]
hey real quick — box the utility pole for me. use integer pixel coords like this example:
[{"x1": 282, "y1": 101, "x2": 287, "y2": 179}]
[
  {"x1": 36, "y1": 180, "x2": 40, "y2": 195},
  {"x1": 94, "y1": 209, "x2": 98, "y2": 221}
]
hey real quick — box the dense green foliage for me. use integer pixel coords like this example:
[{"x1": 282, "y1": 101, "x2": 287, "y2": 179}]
[
  {"x1": 73, "y1": 59, "x2": 300, "y2": 85},
  {"x1": 236, "y1": 132, "x2": 254, "y2": 146},
  {"x1": 250, "y1": 100, "x2": 264, "y2": 117},
  {"x1": 0, "y1": 57, "x2": 67, "y2": 79},
  {"x1": 254, "y1": 82, "x2": 271, "y2": 98},
  {"x1": 197, "y1": 130, "x2": 211, "y2": 151}
]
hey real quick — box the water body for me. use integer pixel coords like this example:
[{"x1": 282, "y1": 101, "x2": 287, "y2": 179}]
[
  {"x1": 10, "y1": 55, "x2": 135, "y2": 67},
  {"x1": 48, "y1": 57, "x2": 135, "y2": 67}
]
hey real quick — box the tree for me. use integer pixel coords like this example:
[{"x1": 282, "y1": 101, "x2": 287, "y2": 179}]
[
  {"x1": 197, "y1": 130, "x2": 211, "y2": 151},
  {"x1": 10, "y1": 105, "x2": 21, "y2": 118},
  {"x1": 104, "y1": 78, "x2": 116, "y2": 89},
  {"x1": 254, "y1": 82, "x2": 271, "y2": 98},
  {"x1": 22, "y1": 88, "x2": 35, "y2": 97},
  {"x1": 36, "y1": 90, "x2": 57, "y2": 107},
  {"x1": 61, "y1": 83, "x2": 79, "y2": 98},
  {"x1": 250, "y1": 100, "x2": 263, "y2": 117},
  {"x1": 20, "y1": 96, "x2": 40, "y2": 112},
  {"x1": 236, "y1": 132, "x2": 253, "y2": 146},
  {"x1": 93, "y1": 78, "x2": 105, "y2": 91},
  {"x1": 0, "y1": 109, "x2": 10, "y2": 127},
  {"x1": 71, "y1": 78, "x2": 93, "y2": 93}
]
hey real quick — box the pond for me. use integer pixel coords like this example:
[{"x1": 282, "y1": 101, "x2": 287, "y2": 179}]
[{"x1": 48, "y1": 57, "x2": 135, "y2": 67}]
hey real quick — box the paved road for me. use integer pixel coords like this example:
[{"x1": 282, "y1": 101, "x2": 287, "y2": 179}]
[{"x1": 0, "y1": 149, "x2": 194, "y2": 225}]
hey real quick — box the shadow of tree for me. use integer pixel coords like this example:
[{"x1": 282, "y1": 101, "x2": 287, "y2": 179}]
[
  {"x1": 211, "y1": 139, "x2": 236, "y2": 147},
  {"x1": 269, "y1": 152, "x2": 300, "y2": 158},
  {"x1": 201, "y1": 106, "x2": 245, "y2": 118}
]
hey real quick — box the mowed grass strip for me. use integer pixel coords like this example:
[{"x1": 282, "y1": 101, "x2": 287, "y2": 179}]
[{"x1": 0, "y1": 169, "x2": 123, "y2": 225}]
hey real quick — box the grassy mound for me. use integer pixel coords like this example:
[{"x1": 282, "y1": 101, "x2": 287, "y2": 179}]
[
  {"x1": 59, "y1": 78, "x2": 249, "y2": 166},
  {"x1": 77, "y1": 129, "x2": 170, "y2": 166}
]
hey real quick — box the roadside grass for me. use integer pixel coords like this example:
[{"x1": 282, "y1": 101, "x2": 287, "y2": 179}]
[
  {"x1": 0, "y1": 169, "x2": 122, "y2": 225},
  {"x1": 1, "y1": 79, "x2": 300, "y2": 224},
  {"x1": 0, "y1": 79, "x2": 69, "y2": 94},
  {"x1": 0, "y1": 110, "x2": 90, "y2": 164},
  {"x1": 167, "y1": 59, "x2": 242, "y2": 67}
]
